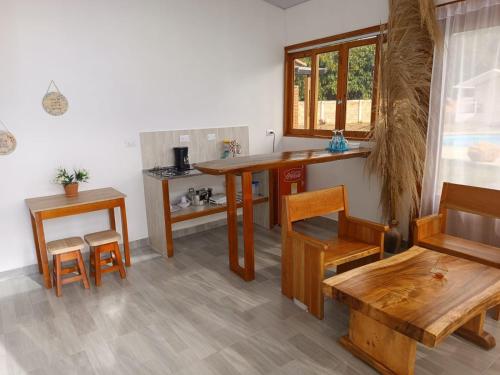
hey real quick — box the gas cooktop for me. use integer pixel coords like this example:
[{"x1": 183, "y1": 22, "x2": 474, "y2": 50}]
[{"x1": 145, "y1": 166, "x2": 202, "y2": 180}]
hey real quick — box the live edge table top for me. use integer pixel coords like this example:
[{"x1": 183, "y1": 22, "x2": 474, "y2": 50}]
[
  {"x1": 194, "y1": 148, "x2": 371, "y2": 175},
  {"x1": 25, "y1": 188, "x2": 126, "y2": 213},
  {"x1": 322, "y1": 246, "x2": 500, "y2": 348}
]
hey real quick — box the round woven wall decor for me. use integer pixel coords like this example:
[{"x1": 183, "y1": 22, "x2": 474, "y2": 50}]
[
  {"x1": 0, "y1": 131, "x2": 17, "y2": 155},
  {"x1": 42, "y1": 91, "x2": 68, "y2": 116},
  {"x1": 42, "y1": 81, "x2": 68, "y2": 116}
]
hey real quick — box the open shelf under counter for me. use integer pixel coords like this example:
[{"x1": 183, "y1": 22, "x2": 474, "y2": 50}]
[
  {"x1": 142, "y1": 169, "x2": 272, "y2": 257},
  {"x1": 171, "y1": 195, "x2": 268, "y2": 223}
]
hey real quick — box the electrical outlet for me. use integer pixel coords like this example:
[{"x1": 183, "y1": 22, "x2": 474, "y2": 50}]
[
  {"x1": 207, "y1": 133, "x2": 216, "y2": 141},
  {"x1": 179, "y1": 134, "x2": 190, "y2": 143},
  {"x1": 266, "y1": 129, "x2": 275, "y2": 136}
]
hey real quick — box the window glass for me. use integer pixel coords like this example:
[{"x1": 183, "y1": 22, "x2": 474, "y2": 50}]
[
  {"x1": 292, "y1": 57, "x2": 312, "y2": 130},
  {"x1": 315, "y1": 51, "x2": 339, "y2": 131},
  {"x1": 345, "y1": 44, "x2": 376, "y2": 132}
]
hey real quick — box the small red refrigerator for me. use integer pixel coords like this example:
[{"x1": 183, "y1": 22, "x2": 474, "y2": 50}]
[{"x1": 275, "y1": 165, "x2": 306, "y2": 225}]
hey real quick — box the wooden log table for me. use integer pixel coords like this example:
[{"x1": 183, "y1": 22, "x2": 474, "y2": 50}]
[
  {"x1": 322, "y1": 246, "x2": 500, "y2": 375},
  {"x1": 195, "y1": 148, "x2": 371, "y2": 281},
  {"x1": 25, "y1": 188, "x2": 130, "y2": 289}
]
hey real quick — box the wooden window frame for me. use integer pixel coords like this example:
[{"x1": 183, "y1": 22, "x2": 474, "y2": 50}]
[{"x1": 284, "y1": 26, "x2": 383, "y2": 140}]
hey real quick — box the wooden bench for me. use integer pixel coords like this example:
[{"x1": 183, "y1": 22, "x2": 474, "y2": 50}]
[
  {"x1": 414, "y1": 182, "x2": 500, "y2": 320},
  {"x1": 282, "y1": 185, "x2": 388, "y2": 319}
]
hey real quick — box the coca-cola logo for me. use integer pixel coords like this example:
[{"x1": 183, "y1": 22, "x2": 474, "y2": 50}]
[{"x1": 284, "y1": 168, "x2": 303, "y2": 182}]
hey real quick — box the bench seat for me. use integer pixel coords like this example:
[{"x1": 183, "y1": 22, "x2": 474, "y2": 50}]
[{"x1": 322, "y1": 237, "x2": 381, "y2": 267}]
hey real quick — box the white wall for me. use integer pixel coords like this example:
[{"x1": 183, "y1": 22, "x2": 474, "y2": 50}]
[
  {"x1": 285, "y1": 0, "x2": 388, "y2": 45},
  {"x1": 0, "y1": 0, "x2": 285, "y2": 273},
  {"x1": 281, "y1": 0, "x2": 389, "y2": 226}
]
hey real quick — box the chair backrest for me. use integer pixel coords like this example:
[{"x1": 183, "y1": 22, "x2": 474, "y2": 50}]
[
  {"x1": 282, "y1": 185, "x2": 348, "y2": 225},
  {"x1": 439, "y1": 182, "x2": 500, "y2": 219}
]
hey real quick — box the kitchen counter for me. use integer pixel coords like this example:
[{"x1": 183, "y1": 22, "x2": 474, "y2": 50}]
[
  {"x1": 194, "y1": 148, "x2": 371, "y2": 175},
  {"x1": 193, "y1": 147, "x2": 371, "y2": 282}
]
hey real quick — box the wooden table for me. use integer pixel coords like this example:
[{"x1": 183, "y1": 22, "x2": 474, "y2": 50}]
[
  {"x1": 323, "y1": 246, "x2": 500, "y2": 375},
  {"x1": 195, "y1": 148, "x2": 370, "y2": 281},
  {"x1": 25, "y1": 188, "x2": 130, "y2": 289}
]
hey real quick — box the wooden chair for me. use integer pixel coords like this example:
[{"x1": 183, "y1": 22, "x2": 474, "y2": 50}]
[
  {"x1": 281, "y1": 185, "x2": 389, "y2": 319},
  {"x1": 47, "y1": 237, "x2": 90, "y2": 297},
  {"x1": 84, "y1": 230, "x2": 126, "y2": 286},
  {"x1": 414, "y1": 182, "x2": 500, "y2": 321}
]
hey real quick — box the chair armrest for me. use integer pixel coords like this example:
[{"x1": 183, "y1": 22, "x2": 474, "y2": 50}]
[
  {"x1": 286, "y1": 230, "x2": 328, "y2": 251},
  {"x1": 413, "y1": 214, "x2": 442, "y2": 243},
  {"x1": 342, "y1": 216, "x2": 389, "y2": 246},
  {"x1": 345, "y1": 216, "x2": 390, "y2": 233}
]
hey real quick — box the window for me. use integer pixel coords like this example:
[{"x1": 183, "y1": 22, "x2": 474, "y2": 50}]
[{"x1": 284, "y1": 26, "x2": 382, "y2": 139}]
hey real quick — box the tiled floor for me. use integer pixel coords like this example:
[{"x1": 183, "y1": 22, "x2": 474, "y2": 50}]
[{"x1": 0, "y1": 220, "x2": 499, "y2": 374}]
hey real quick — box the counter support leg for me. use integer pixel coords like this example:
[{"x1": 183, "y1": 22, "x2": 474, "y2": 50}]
[
  {"x1": 226, "y1": 173, "x2": 239, "y2": 273},
  {"x1": 241, "y1": 171, "x2": 255, "y2": 281},
  {"x1": 162, "y1": 180, "x2": 174, "y2": 258}
]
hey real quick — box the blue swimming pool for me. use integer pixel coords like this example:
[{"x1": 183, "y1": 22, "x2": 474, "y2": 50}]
[{"x1": 443, "y1": 134, "x2": 500, "y2": 146}]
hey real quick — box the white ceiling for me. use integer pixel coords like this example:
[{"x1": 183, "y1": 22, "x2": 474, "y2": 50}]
[{"x1": 262, "y1": 0, "x2": 311, "y2": 9}]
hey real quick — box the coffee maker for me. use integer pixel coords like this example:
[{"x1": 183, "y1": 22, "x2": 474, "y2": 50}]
[{"x1": 173, "y1": 147, "x2": 190, "y2": 171}]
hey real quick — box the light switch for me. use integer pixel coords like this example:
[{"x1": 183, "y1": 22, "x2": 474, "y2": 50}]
[
  {"x1": 207, "y1": 133, "x2": 216, "y2": 141},
  {"x1": 179, "y1": 134, "x2": 190, "y2": 143}
]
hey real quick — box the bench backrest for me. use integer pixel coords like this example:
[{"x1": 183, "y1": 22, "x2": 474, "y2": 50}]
[
  {"x1": 283, "y1": 185, "x2": 348, "y2": 224},
  {"x1": 439, "y1": 182, "x2": 500, "y2": 220}
]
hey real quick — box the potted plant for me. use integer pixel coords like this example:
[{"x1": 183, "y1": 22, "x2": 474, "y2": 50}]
[{"x1": 54, "y1": 168, "x2": 89, "y2": 197}]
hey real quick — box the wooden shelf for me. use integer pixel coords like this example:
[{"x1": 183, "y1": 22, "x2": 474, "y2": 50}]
[{"x1": 171, "y1": 195, "x2": 268, "y2": 223}]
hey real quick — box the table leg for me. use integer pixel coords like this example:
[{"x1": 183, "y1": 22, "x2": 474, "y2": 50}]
[
  {"x1": 225, "y1": 172, "x2": 255, "y2": 282},
  {"x1": 119, "y1": 198, "x2": 131, "y2": 267},
  {"x1": 241, "y1": 171, "x2": 255, "y2": 281},
  {"x1": 226, "y1": 173, "x2": 240, "y2": 273},
  {"x1": 34, "y1": 213, "x2": 52, "y2": 289},
  {"x1": 30, "y1": 212, "x2": 43, "y2": 274},
  {"x1": 494, "y1": 305, "x2": 500, "y2": 321},
  {"x1": 108, "y1": 208, "x2": 116, "y2": 231},
  {"x1": 162, "y1": 180, "x2": 174, "y2": 258},
  {"x1": 455, "y1": 312, "x2": 496, "y2": 350},
  {"x1": 340, "y1": 309, "x2": 417, "y2": 375}
]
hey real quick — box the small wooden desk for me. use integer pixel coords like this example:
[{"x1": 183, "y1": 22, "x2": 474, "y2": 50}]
[
  {"x1": 195, "y1": 148, "x2": 370, "y2": 281},
  {"x1": 25, "y1": 188, "x2": 130, "y2": 289},
  {"x1": 323, "y1": 246, "x2": 500, "y2": 375}
]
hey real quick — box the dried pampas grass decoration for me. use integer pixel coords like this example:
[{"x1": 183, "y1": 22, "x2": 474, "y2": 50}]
[{"x1": 367, "y1": 0, "x2": 440, "y2": 222}]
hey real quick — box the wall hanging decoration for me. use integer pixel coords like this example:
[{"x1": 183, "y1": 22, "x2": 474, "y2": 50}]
[
  {"x1": 0, "y1": 119, "x2": 17, "y2": 155},
  {"x1": 42, "y1": 80, "x2": 68, "y2": 116}
]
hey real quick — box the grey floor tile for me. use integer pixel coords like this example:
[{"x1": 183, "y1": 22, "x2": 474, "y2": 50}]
[{"x1": 0, "y1": 220, "x2": 497, "y2": 374}]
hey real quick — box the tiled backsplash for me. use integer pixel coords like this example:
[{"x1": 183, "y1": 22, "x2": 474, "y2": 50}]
[{"x1": 140, "y1": 126, "x2": 249, "y2": 169}]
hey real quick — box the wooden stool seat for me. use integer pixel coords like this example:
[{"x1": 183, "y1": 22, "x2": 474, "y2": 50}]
[
  {"x1": 47, "y1": 237, "x2": 85, "y2": 255},
  {"x1": 47, "y1": 237, "x2": 89, "y2": 297},
  {"x1": 84, "y1": 230, "x2": 126, "y2": 286},
  {"x1": 84, "y1": 230, "x2": 121, "y2": 247}
]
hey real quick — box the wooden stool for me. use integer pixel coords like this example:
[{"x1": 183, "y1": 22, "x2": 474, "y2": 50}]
[
  {"x1": 84, "y1": 230, "x2": 126, "y2": 286},
  {"x1": 47, "y1": 237, "x2": 90, "y2": 297}
]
